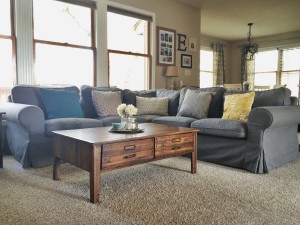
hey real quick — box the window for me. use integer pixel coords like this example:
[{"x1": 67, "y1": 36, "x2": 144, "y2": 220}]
[
  {"x1": 200, "y1": 49, "x2": 213, "y2": 88},
  {"x1": 254, "y1": 48, "x2": 300, "y2": 97},
  {"x1": 33, "y1": 0, "x2": 95, "y2": 87},
  {"x1": 0, "y1": 0, "x2": 15, "y2": 103},
  {"x1": 281, "y1": 48, "x2": 300, "y2": 97},
  {"x1": 254, "y1": 50, "x2": 278, "y2": 87},
  {"x1": 107, "y1": 9, "x2": 151, "y2": 90}
]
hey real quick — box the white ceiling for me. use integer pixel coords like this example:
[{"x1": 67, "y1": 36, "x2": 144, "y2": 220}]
[{"x1": 174, "y1": 0, "x2": 300, "y2": 41}]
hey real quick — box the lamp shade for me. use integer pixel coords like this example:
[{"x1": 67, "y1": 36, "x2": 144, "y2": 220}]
[{"x1": 166, "y1": 66, "x2": 179, "y2": 77}]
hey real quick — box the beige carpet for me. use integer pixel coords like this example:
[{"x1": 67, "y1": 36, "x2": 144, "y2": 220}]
[{"x1": 1, "y1": 155, "x2": 300, "y2": 225}]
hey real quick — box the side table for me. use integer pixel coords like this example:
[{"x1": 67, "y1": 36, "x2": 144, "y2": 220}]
[{"x1": 0, "y1": 112, "x2": 5, "y2": 168}]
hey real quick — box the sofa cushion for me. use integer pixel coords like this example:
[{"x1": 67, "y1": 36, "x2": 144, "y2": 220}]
[
  {"x1": 40, "y1": 88, "x2": 83, "y2": 119},
  {"x1": 252, "y1": 87, "x2": 292, "y2": 108},
  {"x1": 98, "y1": 116, "x2": 121, "y2": 127},
  {"x1": 136, "y1": 96, "x2": 168, "y2": 116},
  {"x1": 45, "y1": 118, "x2": 103, "y2": 137},
  {"x1": 156, "y1": 89, "x2": 180, "y2": 116},
  {"x1": 80, "y1": 85, "x2": 122, "y2": 119},
  {"x1": 222, "y1": 92, "x2": 255, "y2": 122},
  {"x1": 177, "y1": 89, "x2": 212, "y2": 119},
  {"x1": 179, "y1": 86, "x2": 226, "y2": 118},
  {"x1": 136, "y1": 115, "x2": 160, "y2": 123},
  {"x1": 123, "y1": 89, "x2": 156, "y2": 106},
  {"x1": 191, "y1": 118, "x2": 247, "y2": 139},
  {"x1": 224, "y1": 87, "x2": 292, "y2": 108},
  {"x1": 152, "y1": 116, "x2": 197, "y2": 127},
  {"x1": 92, "y1": 90, "x2": 122, "y2": 118}
]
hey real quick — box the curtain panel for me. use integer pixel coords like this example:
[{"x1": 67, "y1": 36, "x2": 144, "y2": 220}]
[{"x1": 212, "y1": 44, "x2": 225, "y2": 86}]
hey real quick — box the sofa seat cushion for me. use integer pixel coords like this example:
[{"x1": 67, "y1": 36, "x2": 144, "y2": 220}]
[
  {"x1": 152, "y1": 116, "x2": 197, "y2": 127},
  {"x1": 99, "y1": 116, "x2": 121, "y2": 127},
  {"x1": 136, "y1": 115, "x2": 160, "y2": 123},
  {"x1": 45, "y1": 118, "x2": 103, "y2": 137},
  {"x1": 191, "y1": 118, "x2": 247, "y2": 139}
]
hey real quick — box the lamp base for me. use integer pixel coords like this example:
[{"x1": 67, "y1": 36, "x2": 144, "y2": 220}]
[{"x1": 169, "y1": 77, "x2": 174, "y2": 90}]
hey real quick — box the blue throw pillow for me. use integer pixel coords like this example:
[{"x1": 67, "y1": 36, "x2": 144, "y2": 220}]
[{"x1": 39, "y1": 88, "x2": 83, "y2": 119}]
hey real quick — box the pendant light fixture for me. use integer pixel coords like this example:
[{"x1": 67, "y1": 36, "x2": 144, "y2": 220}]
[{"x1": 241, "y1": 23, "x2": 258, "y2": 61}]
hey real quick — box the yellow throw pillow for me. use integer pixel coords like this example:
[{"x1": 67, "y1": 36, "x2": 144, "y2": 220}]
[{"x1": 222, "y1": 92, "x2": 255, "y2": 121}]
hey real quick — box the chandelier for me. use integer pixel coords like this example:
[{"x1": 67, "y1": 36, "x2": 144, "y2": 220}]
[{"x1": 241, "y1": 23, "x2": 258, "y2": 61}]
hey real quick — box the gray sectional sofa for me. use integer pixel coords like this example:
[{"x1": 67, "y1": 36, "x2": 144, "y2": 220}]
[{"x1": 0, "y1": 84, "x2": 299, "y2": 174}]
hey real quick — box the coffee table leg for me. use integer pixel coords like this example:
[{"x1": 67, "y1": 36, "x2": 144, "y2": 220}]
[
  {"x1": 53, "y1": 156, "x2": 61, "y2": 180},
  {"x1": 90, "y1": 145, "x2": 101, "y2": 204},
  {"x1": 191, "y1": 132, "x2": 197, "y2": 174}
]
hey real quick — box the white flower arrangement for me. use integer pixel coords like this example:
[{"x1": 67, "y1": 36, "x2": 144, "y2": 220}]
[
  {"x1": 117, "y1": 104, "x2": 138, "y2": 117},
  {"x1": 243, "y1": 80, "x2": 250, "y2": 85}
]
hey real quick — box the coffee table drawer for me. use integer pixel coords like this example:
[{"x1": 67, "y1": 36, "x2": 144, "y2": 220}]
[
  {"x1": 155, "y1": 133, "x2": 194, "y2": 158},
  {"x1": 102, "y1": 138, "x2": 154, "y2": 157},
  {"x1": 102, "y1": 149, "x2": 154, "y2": 170}
]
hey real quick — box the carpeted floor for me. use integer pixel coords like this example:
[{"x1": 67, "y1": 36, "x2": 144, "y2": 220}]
[{"x1": 1, "y1": 155, "x2": 300, "y2": 225}]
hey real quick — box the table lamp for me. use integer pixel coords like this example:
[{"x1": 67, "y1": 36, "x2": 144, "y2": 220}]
[{"x1": 165, "y1": 66, "x2": 179, "y2": 90}]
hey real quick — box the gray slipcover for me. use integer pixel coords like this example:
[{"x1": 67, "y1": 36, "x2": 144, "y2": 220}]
[
  {"x1": 152, "y1": 116, "x2": 196, "y2": 127},
  {"x1": 1, "y1": 85, "x2": 104, "y2": 168},
  {"x1": 1, "y1": 84, "x2": 299, "y2": 173}
]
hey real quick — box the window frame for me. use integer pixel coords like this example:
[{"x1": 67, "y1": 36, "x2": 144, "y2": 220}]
[
  {"x1": 0, "y1": 0, "x2": 16, "y2": 101},
  {"x1": 107, "y1": 10, "x2": 152, "y2": 89},
  {"x1": 32, "y1": 0, "x2": 97, "y2": 86}
]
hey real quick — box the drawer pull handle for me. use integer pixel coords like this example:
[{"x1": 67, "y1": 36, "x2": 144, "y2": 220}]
[
  {"x1": 172, "y1": 138, "x2": 181, "y2": 143},
  {"x1": 171, "y1": 146, "x2": 181, "y2": 151},
  {"x1": 124, "y1": 145, "x2": 136, "y2": 151},
  {"x1": 123, "y1": 154, "x2": 136, "y2": 159}
]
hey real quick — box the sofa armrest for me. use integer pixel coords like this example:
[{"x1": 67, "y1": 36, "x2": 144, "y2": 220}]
[
  {"x1": 0, "y1": 102, "x2": 45, "y2": 135},
  {"x1": 248, "y1": 106, "x2": 300, "y2": 129},
  {"x1": 246, "y1": 106, "x2": 300, "y2": 173}
]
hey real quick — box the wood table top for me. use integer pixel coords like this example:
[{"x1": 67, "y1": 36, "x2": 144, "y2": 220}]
[{"x1": 52, "y1": 123, "x2": 198, "y2": 145}]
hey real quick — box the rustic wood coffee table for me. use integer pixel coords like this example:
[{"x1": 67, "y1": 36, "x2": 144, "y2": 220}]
[{"x1": 53, "y1": 123, "x2": 198, "y2": 204}]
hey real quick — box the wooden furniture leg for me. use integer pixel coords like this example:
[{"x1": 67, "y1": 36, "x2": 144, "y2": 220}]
[{"x1": 90, "y1": 145, "x2": 101, "y2": 204}]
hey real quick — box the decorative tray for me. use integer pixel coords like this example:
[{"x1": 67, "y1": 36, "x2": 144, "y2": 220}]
[{"x1": 109, "y1": 128, "x2": 144, "y2": 134}]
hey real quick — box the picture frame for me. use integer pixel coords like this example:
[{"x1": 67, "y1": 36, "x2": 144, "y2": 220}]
[
  {"x1": 189, "y1": 37, "x2": 197, "y2": 52},
  {"x1": 181, "y1": 54, "x2": 192, "y2": 68},
  {"x1": 157, "y1": 26, "x2": 176, "y2": 66}
]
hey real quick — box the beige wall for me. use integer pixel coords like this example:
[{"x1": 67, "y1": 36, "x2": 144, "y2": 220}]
[
  {"x1": 110, "y1": 0, "x2": 201, "y2": 89},
  {"x1": 201, "y1": 31, "x2": 300, "y2": 84}
]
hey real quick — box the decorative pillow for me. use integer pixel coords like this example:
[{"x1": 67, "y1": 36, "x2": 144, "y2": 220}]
[
  {"x1": 156, "y1": 89, "x2": 180, "y2": 116},
  {"x1": 123, "y1": 89, "x2": 156, "y2": 106},
  {"x1": 222, "y1": 92, "x2": 255, "y2": 122},
  {"x1": 80, "y1": 85, "x2": 122, "y2": 118},
  {"x1": 177, "y1": 89, "x2": 212, "y2": 119},
  {"x1": 39, "y1": 88, "x2": 83, "y2": 119},
  {"x1": 136, "y1": 96, "x2": 169, "y2": 115},
  {"x1": 179, "y1": 86, "x2": 226, "y2": 118},
  {"x1": 92, "y1": 90, "x2": 122, "y2": 118}
]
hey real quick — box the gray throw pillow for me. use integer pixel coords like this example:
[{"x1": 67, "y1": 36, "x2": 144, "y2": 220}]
[
  {"x1": 92, "y1": 90, "x2": 122, "y2": 118},
  {"x1": 177, "y1": 89, "x2": 212, "y2": 119},
  {"x1": 136, "y1": 96, "x2": 169, "y2": 115}
]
